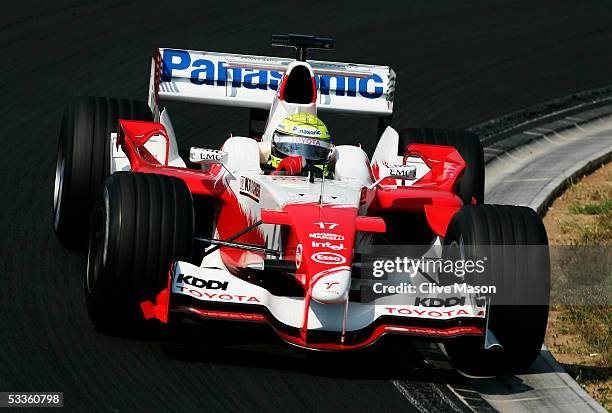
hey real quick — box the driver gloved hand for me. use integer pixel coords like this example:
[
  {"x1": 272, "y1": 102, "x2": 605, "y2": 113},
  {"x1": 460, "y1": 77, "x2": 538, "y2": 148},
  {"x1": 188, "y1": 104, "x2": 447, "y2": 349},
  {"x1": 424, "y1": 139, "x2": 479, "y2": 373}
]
[{"x1": 273, "y1": 156, "x2": 305, "y2": 175}]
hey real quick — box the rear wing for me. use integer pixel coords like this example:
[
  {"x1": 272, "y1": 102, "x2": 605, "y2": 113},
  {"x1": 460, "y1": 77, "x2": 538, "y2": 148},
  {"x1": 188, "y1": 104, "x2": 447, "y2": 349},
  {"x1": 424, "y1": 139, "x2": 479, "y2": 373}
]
[{"x1": 148, "y1": 48, "x2": 395, "y2": 119}]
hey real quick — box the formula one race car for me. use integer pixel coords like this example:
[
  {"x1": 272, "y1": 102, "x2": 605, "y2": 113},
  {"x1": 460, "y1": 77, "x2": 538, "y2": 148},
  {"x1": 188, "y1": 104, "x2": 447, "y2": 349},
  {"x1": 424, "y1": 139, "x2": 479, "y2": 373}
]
[{"x1": 53, "y1": 34, "x2": 550, "y2": 375}]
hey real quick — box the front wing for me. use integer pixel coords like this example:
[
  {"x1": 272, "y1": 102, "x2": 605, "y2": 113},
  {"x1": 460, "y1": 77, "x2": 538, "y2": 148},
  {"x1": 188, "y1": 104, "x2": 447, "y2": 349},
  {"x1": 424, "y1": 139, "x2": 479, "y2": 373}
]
[{"x1": 158, "y1": 262, "x2": 486, "y2": 350}]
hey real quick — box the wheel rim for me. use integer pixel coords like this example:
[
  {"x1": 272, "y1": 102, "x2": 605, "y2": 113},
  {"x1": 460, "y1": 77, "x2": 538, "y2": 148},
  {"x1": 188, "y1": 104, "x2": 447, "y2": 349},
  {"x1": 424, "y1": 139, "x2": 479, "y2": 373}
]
[
  {"x1": 86, "y1": 206, "x2": 105, "y2": 294},
  {"x1": 447, "y1": 236, "x2": 466, "y2": 259},
  {"x1": 445, "y1": 236, "x2": 466, "y2": 283},
  {"x1": 53, "y1": 143, "x2": 66, "y2": 230}
]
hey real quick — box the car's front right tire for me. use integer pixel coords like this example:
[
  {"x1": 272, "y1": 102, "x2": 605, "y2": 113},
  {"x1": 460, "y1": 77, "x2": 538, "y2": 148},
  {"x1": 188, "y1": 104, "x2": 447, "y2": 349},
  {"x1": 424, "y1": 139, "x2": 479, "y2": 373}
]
[
  {"x1": 441, "y1": 204, "x2": 550, "y2": 375},
  {"x1": 86, "y1": 172, "x2": 194, "y2": 333}
]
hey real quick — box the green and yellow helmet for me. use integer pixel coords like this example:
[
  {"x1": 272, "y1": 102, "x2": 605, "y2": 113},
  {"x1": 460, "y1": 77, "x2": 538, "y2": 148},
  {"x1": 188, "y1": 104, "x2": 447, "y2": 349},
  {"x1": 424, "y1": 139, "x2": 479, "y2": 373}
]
[{"x1": 270, "y1": 113, "x2": 332, "y2": 168}]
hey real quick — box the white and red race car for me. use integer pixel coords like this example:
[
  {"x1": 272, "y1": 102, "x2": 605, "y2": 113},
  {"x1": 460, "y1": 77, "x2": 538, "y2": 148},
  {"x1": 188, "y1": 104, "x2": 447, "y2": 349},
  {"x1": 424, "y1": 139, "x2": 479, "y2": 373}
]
[{"x1": 53, "y1": 35, "x2": 549, "y2": 375}]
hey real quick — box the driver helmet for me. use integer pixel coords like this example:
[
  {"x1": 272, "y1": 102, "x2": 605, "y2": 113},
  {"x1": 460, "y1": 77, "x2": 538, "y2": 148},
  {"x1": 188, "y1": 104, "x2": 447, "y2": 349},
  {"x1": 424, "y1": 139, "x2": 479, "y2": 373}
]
[{"x1": 270, "y1": 113, "x2": 332, "y2": 168}]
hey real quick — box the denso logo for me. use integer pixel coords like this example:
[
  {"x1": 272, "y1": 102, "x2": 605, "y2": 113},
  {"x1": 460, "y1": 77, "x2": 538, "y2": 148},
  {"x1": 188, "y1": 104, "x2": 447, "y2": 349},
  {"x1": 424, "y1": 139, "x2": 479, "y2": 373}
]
[
  {"x1": 311, "y1": 251, "x2": 346, "y2": 265},
  {"x1": 161, "y1": 49, "x2": 384, "y2": 99},
  {"x1": 176, "y1": 273, "x2": 228, "y2": 290}
]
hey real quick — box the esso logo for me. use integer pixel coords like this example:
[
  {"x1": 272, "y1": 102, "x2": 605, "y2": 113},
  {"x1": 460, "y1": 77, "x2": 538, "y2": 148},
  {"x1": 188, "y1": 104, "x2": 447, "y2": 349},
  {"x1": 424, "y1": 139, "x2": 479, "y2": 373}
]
[{"x1": 311, "y1": 252, "x2": 346, "y2": 265}]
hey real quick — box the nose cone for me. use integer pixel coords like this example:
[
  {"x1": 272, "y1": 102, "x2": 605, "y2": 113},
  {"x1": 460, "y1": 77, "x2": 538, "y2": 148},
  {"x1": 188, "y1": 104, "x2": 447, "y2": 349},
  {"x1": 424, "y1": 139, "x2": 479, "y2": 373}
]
[{"x1": 311, "y1": 267, "x2": 351, "y2": 304}]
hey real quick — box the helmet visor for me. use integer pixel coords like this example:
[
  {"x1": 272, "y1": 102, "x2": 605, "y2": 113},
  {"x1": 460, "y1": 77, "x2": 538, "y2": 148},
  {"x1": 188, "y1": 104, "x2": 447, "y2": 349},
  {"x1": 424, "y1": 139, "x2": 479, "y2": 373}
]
[{"x1": 272, "y1": 134, "x2": 331, "y2": 162}]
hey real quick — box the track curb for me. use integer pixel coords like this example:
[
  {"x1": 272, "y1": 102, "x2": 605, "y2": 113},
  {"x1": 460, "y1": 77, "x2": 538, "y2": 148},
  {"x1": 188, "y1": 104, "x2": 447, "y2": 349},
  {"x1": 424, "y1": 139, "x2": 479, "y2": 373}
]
[
  {"x1": 464, "y1": 108, "x2": 612, "y2": 413},
  {"x1": 530, "y1": 147, "x2": 612, "y2": 216}
]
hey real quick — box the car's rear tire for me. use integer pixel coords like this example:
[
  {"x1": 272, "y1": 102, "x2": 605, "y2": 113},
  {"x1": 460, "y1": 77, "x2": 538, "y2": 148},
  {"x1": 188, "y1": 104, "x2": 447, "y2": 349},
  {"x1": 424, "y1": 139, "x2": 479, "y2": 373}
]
[
  {"x1": 398, "y1": 128, "x2": 484, "y2": 204},
  {"x1": 442, "y1": 204, "x2": 550, "y2": 375},
  {"x1": 85, "y1": 172, "x2": 194, "y2": 333},
  {"x1": 53, "y1": 97, "x2": 152, "y2": 250}
]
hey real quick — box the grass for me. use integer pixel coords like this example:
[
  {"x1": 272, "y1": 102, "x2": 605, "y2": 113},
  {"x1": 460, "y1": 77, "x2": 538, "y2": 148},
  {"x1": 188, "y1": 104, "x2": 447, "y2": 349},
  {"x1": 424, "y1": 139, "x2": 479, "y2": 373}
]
[
  {"x1": 568, "y1": 196, "x2": 612, "y2": 245},
  {"x1": 561, "y1": 306, "x2": 612, "y2": 366},
  {"x1": 570, "y1": 198, "x2": 612, "y2": 215},
  {"x1": 543, "y1": 162, "x2": 612, "y2": 410}
]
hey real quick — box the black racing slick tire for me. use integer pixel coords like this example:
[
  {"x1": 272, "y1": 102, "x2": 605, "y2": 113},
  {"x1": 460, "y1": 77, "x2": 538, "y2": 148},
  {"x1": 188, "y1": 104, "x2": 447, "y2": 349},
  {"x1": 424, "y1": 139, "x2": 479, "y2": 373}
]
[
  {"x1": 442, "y1": 204, "x2": 550, "y2": 376},
  {"x1": 85, "y1": 172, "x2": 194, "y2": 333},
  {"x1": 53, "y1": 97, "x2": 152, "y2": 250},
  {"x1": 398, "y1": 128, "x2": 484, "y2": 204}
]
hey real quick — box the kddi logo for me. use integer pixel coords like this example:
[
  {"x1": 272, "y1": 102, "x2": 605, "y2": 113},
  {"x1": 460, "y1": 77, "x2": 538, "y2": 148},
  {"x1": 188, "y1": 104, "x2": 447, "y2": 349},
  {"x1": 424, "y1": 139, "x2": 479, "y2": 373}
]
[
  {"x1": 312, "y1": 241, "x2": 344, "y2": 250},
  {"x1": 414, "y1": 296, "x2": 465, "y2": 307},
  {"x1": 176, "y1": 274, "x2": 228, "y2": 290}
]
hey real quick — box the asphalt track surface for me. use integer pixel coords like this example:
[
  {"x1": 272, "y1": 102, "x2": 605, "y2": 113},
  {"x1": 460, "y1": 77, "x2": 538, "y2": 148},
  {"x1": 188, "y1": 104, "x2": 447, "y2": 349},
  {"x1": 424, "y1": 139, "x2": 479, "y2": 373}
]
[{"x1": 2, "y1": 1, "x2": 612, "y2": 411}]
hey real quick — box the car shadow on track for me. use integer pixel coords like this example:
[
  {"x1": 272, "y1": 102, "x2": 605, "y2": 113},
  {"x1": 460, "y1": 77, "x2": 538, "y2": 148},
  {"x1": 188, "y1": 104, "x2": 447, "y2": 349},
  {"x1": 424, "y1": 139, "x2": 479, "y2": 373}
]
[{"x1": 156, "y1": 322, "x2": 465, "y2": 384}]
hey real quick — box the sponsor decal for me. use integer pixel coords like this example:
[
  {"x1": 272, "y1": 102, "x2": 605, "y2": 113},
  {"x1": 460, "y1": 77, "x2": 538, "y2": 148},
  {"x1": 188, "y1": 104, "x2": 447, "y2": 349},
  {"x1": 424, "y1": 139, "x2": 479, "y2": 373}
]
[
  {"x1": 309, "y1": 232, "x2": 345, "y2": 241},
  {"x1": 274, "y1": 135, "x2": 329, "y2": 147},
  {"x1": 189, "y1": 147, "x2": 227, "y2": 164},
  {"x1": 387, "y1": 164, "x2": 416, "y2": 179},
  {"x1": 176, "y1": 273, "x2": 228, "y2": 290},
  {"x1": 314, "y1": 222, "x2": 339, "y2": 229},
  {"x1": 176, "y1": 287, "x2": 260, "y2": 303},
  {"x1": 292, "y1": 127, "x2": 322, "y2": 137},
  {"x1": 385, "y1": 307, "x2": 471, "y2": 317},
  {"x1": 161, "y1": 49, "x2": 385, "y2": 99},
  {"x1": 311, "y1": 241, "x2": 345, "y2": 250},
  {"x1": 200, "y1": 151, "x2": 223, "y2": 161},
  {"x1": 311, "y1": 251, "x2": 346, "y2": 265},
  {"x1": 239, "y1": 176, "x2": 260, "y2": 202},
  {"x1": 414, "y1": 296, "x2": 466, "y2": 307},
  {"x1": 189, "y1": 309, "x2": 265, "y2": 321},
  {"x1": 295, "y1": 134, "x2": 321, "y2": 143},
  {"x1": 295, "y1": 244, "x2": 303, "y2": 268},
  {"x1": 324, "y1": 281, "x2": 340, "y2": 290}
]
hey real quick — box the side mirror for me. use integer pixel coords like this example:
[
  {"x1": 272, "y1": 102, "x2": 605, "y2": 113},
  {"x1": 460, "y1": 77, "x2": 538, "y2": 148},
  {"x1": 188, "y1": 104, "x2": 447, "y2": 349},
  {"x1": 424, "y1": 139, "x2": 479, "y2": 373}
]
[{"x1": 189, "y1": 147, "x2": 228, "y2": 164}]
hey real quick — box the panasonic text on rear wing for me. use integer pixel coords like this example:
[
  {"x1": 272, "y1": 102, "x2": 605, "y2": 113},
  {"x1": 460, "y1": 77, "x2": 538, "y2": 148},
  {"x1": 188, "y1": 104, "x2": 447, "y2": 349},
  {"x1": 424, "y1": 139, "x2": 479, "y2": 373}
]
[{"x1": 148, "y1": 48, "x2": 395, "y2": 118}]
